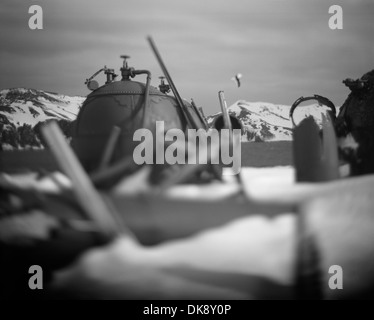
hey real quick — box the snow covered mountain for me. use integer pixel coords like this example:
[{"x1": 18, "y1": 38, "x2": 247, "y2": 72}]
[
  {"x1": 0, "y1": 88, "x2": 83, "y2": 127},
  {"x1": 208, "y1": 100, "x2": 335, "y2": 142},
  {"x1": 0, "y1": 87, "x2": 335, "y2": 149},
  {"x1": 0, "y1": 88, "x2": 84, "y2": 150}
]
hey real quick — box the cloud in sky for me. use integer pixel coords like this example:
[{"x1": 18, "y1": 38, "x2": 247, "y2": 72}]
[{"x1": 1, "y1": 0, "x2": 373, "y2": 115}]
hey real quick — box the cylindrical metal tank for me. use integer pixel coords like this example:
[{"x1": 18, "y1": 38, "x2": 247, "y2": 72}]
[{"x1": 71, "y1": 78, "x2": 189, "y2": 172}]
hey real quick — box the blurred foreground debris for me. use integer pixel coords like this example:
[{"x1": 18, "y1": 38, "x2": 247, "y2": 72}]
[
  {"x1": 293, "y1": 115, "x2": 339, "y2": 182},
  {"x1": 335, "y1": 69, "x2": 374, "y2": 175}
]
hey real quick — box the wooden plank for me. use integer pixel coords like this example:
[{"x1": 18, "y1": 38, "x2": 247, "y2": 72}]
[{"x1": 40, "y1": 121, "x2": 130, "y2": 238}]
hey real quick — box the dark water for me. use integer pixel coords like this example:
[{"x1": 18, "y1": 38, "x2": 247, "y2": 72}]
[
  {"x1": 0, "y1": 141, "x2": 294, "y2": 173},
  {"x1": 240, "y1": 141, "x2": 293, "y2": 167}
]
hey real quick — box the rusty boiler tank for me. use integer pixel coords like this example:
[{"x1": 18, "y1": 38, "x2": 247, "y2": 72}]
[{"x1": 71, "y1": 56, "x2": 205, "y2": 172}]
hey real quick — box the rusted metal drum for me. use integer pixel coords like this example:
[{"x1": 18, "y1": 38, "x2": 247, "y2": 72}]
[{"x1": 71, "y1": 79, "x2": 190, "y2": 171}]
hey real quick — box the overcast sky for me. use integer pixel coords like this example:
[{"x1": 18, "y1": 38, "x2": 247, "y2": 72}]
[{"x1": 1, "y1": 0, "x2": 373, "y2": 115}]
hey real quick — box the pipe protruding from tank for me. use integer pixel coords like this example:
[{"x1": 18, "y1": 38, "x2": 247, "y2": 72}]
[
  {"x1": 159, "y1": 76, "x2": 171, "y2": 94},
  {"x1": 120, "y1": 55, "x2": 134, "y2": 80}
]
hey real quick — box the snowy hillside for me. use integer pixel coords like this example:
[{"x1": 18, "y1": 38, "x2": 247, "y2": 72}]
[
  {"x1": 208, "y1": 100, "x2": 335, "y2": 142},
  {"x1": 0, "y1": 88, "x2": 84, "y2": 150},
  {"x1": 0, "y1": 88, "x2": 336, "y2": 149},
  {"x1": 0, "y1": 88, "x2": 84, "y2": 127}
]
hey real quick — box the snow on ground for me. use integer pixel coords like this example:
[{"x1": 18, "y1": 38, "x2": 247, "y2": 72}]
[{"x1": 1, "y1": 166, "x2": 362, "y2": 205}]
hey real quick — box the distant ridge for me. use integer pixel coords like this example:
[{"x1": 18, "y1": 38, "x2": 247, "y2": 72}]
[
  {"x1": 208, "y1": 100, "x2": 333, "y2": 142},
  {"x1": 0, "y1": 88, "x2": 85, "y2": 150},
  {"x1": 0, "y1": 88, "x2": 333, "y2": 149}
]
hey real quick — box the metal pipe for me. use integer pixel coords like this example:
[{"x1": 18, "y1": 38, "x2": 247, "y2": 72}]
[
  {"x1": 218, "y1": 91, "x2": 232, "y2": 131},
  {"x1": 198, "y1": 106, "x2": 210, "y2": 129},
  {"x1": 191, "y1": 99, "x2": 208, "y2": 129},
  {"x1": 91, "y1": 156, "x2": 136, "y2": 187},
  {"x1": 128, "y1": 69, "x2": 151, "y2": 128},
  {"x1": 147, "y1": 36, "x2": 197, "y2": 129},
  {"x1": 98, "y1": 126, "x2": 121, "y2": 170},
  {"x1": 131, "y1": 70, "x2": 152, "y2": 128}
]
